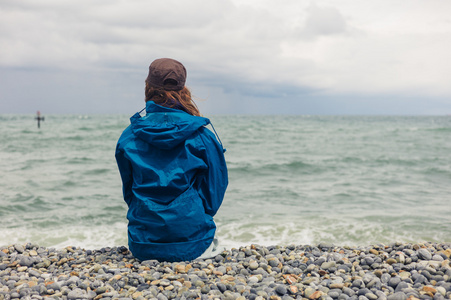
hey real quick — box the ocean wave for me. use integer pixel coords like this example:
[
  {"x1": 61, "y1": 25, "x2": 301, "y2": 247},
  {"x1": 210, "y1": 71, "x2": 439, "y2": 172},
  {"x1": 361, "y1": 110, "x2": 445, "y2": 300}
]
[
  {"x1": 229, "y1": 160, "x2": 323, "y2": 176},
  {"x1": 65, "y1": 157, "x2": 95, "y2": 164},
  {"x1": 426, "y1": 127, "x2": 451, "y2": 133}
]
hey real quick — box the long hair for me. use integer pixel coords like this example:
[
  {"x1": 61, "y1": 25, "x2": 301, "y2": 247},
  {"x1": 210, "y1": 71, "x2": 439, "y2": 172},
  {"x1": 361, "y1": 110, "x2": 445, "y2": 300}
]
[{"x1": 145, "y1": 83, "x2": 201, "y2": 117}]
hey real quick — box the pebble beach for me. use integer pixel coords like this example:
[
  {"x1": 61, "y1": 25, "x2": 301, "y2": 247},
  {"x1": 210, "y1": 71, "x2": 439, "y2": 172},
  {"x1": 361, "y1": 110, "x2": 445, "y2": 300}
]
[{"x1": 1, "y1": 242, "x2": 450, "y2": 300}]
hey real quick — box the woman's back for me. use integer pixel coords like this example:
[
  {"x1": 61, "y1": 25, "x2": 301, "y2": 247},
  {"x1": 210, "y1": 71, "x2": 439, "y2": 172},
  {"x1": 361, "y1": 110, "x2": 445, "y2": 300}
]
[{"x1": 116, "y1": 101, "x2": 228, "y2": 262}]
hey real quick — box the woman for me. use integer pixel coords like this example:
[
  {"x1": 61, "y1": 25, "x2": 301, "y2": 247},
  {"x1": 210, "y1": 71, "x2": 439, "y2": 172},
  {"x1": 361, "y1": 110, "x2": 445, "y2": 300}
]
[{"x1": 115, "y1": 58, "x2": 228, "y2": 262}]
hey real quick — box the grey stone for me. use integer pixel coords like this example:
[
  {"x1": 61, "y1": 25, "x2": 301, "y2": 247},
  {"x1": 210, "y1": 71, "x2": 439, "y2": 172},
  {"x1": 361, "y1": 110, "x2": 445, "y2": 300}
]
[
  {"x1": 67, "y1": 288, "x2": 88, "y2": 299},
  {"x1": 19, "y1": 287, "x2": 32, "y2": 297},
  {"x1": 395, "y1": 281, "x2": 409, "y2": 292},
  {"x1": 201, "y1": 285, "x2": 210, "y2": 294},
  {"x1": 365, "y1": 292, "x2": 377, "y2": 300},
  {"x1": 381, "y1": 273, "x2": 391, "y2": 284},
  {"x1": 387, "y1": 292, "x2": 407, "y2": 300},
  {"x1": 28, "y1": 269, "x2": 41, "y2": 277},
  {"x1": 276, "y1": 285, "x2": 287, "y2": 295},
  {"x1": 95, "y1": 286, "x2": 107, "y2": 294},
  {"x1": 329, "y1": 291, "x2": 341, "y2": 298},
  {"x1": 46, "y1": 282, "x2": 61, "y2": 291},
  {"x1": 318, "y1": 243, "x2": 334, "y2": 250},
  {"x1": 305, "y1": 287, "x2": 316, "y2": 298},
  {"x1": 343, "y1": 287, "x2": 356, "y2": 297},
  {"x1": 358, "y1": 288, "x2": 372, "y2": 296},
  {"x1": 367, "y1": 278, "x2": 381, "y2": 289},
  {"x1": 19, "y1": 256, "x2": 34, "y2": 267},
  {"x1": 268, "y1": 259, "x2": 280, "y2": 268},
  {"x1": 157, "y1": 294, "x2": 168, "y2": 300},
  {"x1": 14, "y1": 244, "x2": 25, "y2": 253},
  {"x1": 352, "y1": 279, "x2": 365, "y2": 289},
  {"x1": 432, "y1": 255, "x2": 443, "y2": 262},
  {"x1": 321, "y1": 261, "x2": 337, "y2": 270},
  {"x1": 217, "y1": 283, "x2": 227, "y2": 293},
  {"x1": 87, "y1": 290, "x2": 97, "y2": 299},
  {"x1": 316, "y1": 257, "x2": 327, "y2": 265},
  {"x1": 417, "y1": 249, "x2": 432, "y2": 260},
  {"x1": 249, "y1": 261, "x2": 259, "y2": 270},
  {"x1": 389, "y1": 277, "x2": 401, "y2": 288}
]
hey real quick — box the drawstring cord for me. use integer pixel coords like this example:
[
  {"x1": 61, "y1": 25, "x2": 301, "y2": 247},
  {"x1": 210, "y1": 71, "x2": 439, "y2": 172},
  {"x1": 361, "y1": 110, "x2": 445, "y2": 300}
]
[{"x1": 209, "y1": 122, "x2": 226, "y2": 153}]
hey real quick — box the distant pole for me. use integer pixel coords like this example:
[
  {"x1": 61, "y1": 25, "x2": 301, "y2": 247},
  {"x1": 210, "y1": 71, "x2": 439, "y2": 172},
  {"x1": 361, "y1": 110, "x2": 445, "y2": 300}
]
[{"x1": 35, "y1": 111, "x2": 45, "y2": 129}]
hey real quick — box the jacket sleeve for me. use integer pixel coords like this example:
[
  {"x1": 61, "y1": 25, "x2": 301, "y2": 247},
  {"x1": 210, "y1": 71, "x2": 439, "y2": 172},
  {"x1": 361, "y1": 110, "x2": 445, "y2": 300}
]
[
  {"x1": 115, "y1": 142, "x2": 133, "y2": 207},
  {"x1": 197, "y1": 128, "x2": 228, "y2": 217}
]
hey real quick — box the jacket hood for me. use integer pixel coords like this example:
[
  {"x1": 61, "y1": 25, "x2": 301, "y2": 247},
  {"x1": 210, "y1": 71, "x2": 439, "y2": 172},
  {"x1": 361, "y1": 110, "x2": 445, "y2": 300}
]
[{"x1": 130, "y1": 101, "x2": 210, "y2": 149}]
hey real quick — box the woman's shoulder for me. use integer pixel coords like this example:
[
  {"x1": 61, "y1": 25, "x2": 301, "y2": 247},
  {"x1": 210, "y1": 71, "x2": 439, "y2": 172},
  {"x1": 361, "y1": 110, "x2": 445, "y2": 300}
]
[
  {"x1": 116, "y1": 125, "x2": 135, "y2": 147},
  {"x1": 196, "y1": 125, "x2": 225, "y2": 152}
]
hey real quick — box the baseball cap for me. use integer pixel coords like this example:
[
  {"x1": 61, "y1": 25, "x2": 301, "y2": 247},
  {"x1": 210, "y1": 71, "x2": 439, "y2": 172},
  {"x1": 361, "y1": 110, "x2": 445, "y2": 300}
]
[{"x1": 145, "y1": 58, "x2": 186, "y2": 91}]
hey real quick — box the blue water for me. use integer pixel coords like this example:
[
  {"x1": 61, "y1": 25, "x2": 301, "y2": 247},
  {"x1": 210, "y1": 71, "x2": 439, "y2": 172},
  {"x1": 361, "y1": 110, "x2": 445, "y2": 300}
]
[{"x1": 1, "y1": 114, "x2": 450, "y2": 249}]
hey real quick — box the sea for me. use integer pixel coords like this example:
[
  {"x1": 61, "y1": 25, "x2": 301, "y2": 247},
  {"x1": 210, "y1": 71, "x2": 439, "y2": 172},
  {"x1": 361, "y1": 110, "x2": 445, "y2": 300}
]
[{"x1": 1, "y1": 114, "x2": 450, "y2": 250}]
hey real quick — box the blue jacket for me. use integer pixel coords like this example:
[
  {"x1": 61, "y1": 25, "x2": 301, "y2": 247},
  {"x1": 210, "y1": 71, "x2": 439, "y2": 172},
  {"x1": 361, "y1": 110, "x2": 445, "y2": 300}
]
[{"x1": 115, "y1": 101, "x2": 228, "y2": 262}]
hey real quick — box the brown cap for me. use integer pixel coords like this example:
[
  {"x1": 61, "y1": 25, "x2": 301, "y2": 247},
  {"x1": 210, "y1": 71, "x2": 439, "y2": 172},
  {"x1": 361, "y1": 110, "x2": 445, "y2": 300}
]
[{"x1": 145, "y1": 58, "x2": 186, "y2": 91}]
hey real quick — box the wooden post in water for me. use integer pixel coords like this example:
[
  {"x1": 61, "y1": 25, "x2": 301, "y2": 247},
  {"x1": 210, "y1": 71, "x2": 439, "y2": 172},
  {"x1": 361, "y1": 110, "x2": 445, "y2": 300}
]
[{"x1": 35, "y1": 111, "x2": 45, "y2": 129}]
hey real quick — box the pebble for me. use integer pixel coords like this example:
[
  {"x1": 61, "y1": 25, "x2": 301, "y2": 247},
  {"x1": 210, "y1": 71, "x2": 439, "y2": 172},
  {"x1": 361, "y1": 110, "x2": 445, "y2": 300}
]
[
  {"x1": 0, "y1": 242, "x2": 450, "y2": 300},
  {"x1": 249, "y1": 261, "x2": 259, "y2": 270},
  {"x1": 387, "y1": 291, "x2": 407, "y2": 300},
  {"x1": 418, "y1": 248, "x2": 432, "y2": 260},
  {"x1": 13, "y1": 244, "x2": 24, "y2": 253},
  {"x1": 275, "y1": 285, "x2": 287, "y2": 295}
]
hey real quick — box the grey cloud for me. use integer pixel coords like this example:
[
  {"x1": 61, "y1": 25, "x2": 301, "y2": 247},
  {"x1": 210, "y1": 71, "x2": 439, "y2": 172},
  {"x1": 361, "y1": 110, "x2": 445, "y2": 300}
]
[
  {"x1": 299, "y1": 4, "x2": 348, "y2": 38},
  {"x1": 191, "y1": 64, "x2": 321, "y2": 101},
  {"x1": 84, "y1": 0, "x2": 235, "y2": 29}
]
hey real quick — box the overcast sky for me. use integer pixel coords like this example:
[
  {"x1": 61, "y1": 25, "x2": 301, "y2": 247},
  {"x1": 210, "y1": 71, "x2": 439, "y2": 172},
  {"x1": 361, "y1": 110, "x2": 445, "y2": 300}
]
[{"x1": 1, "y1": 0, "x2": 451, "y2": 115}]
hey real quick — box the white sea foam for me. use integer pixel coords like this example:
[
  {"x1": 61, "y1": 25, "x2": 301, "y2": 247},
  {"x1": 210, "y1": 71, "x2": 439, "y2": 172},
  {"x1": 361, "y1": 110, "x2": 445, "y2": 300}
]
[{"x1": 0, "y1": 222, "x2": 128, "y2": 249}]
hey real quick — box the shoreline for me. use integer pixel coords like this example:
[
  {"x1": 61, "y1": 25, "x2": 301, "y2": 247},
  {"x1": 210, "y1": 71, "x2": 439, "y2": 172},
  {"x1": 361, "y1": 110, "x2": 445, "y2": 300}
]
[{"x1": 1, "y1": 242, "x2": 450, "y2": 300}]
